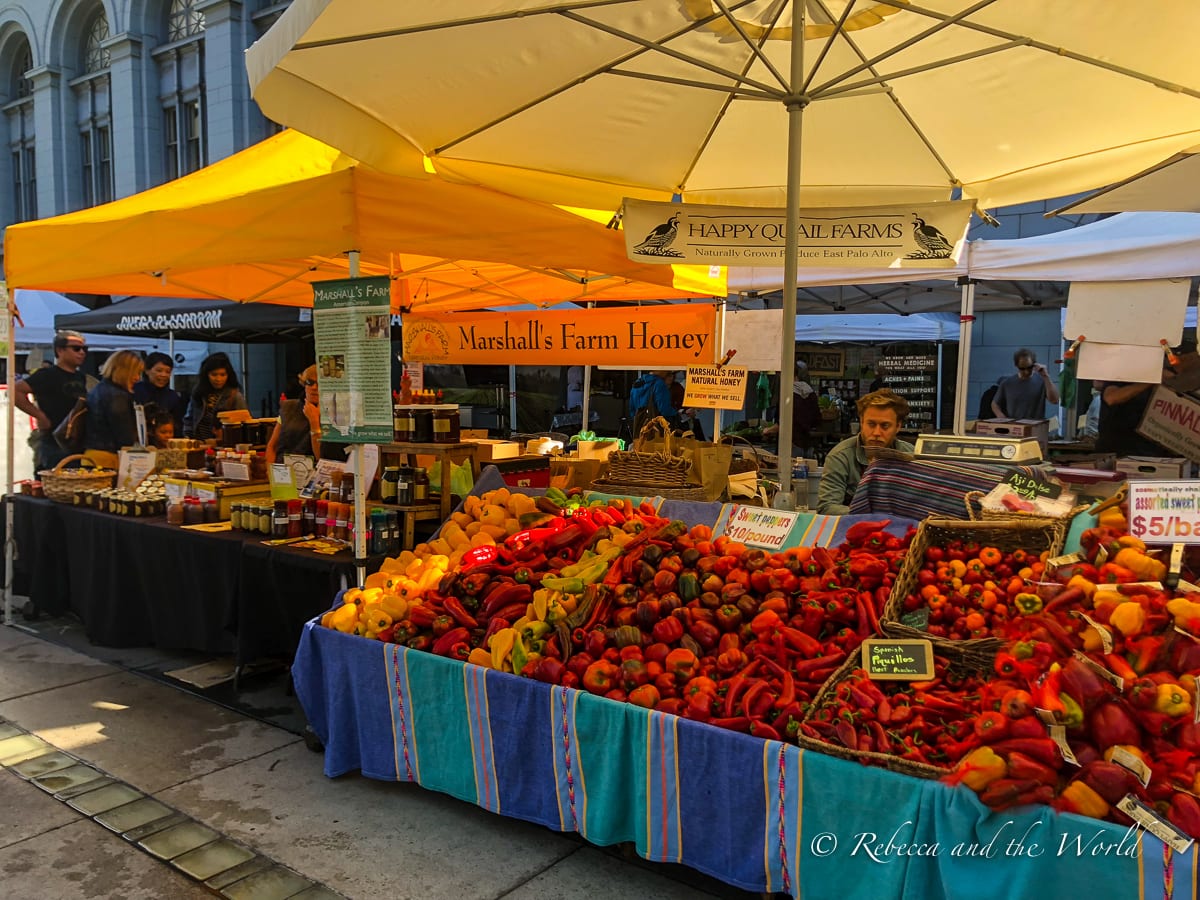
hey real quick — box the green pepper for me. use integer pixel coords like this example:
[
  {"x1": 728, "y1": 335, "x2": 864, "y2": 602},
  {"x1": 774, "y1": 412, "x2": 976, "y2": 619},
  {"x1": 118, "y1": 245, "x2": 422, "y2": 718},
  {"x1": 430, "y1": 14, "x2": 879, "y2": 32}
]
[
  {"x1": 1014, "y1": 593, "x2": 1043, "y2": 616},
  {"x1": 678, "y1": 572, "x2": 701, "y2": 603},
  {"x1": 1059, "y1": 692, "x2": 1084, "y2": 729},
  {"x1": 541, "y1": 576, "x2": 585, "y2": 594}
]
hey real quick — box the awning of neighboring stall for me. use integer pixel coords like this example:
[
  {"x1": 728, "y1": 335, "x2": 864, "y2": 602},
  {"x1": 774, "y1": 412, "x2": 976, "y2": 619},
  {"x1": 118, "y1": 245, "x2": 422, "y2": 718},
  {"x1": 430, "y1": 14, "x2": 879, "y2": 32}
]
[
  {"x1": 11, "y1": 289, "x2": 207, "y2": 356},
  {"x1": 53, "y1": 295, "x2": 320, "y2": 343},
  {"x1": 2, "y1": 130, "x2": 724, "y2": 311}
]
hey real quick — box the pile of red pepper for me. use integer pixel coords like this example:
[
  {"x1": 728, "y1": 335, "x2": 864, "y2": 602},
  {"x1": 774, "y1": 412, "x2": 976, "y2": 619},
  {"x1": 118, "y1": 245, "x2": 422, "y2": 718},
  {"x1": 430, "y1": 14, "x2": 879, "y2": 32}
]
[
  {"x1": 565, "y1": 518, "x2": 912, "y2": 742},
  {"x1": 860, "y1": 521, "x2": 1200, "y2": 838}
]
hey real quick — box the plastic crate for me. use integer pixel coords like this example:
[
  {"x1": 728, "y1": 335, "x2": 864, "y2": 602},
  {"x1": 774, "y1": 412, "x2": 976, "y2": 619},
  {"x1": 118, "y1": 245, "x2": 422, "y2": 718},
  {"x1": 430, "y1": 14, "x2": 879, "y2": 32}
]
[{"x1": 489, "y1": 456, "x2": 551, "y2": 489}]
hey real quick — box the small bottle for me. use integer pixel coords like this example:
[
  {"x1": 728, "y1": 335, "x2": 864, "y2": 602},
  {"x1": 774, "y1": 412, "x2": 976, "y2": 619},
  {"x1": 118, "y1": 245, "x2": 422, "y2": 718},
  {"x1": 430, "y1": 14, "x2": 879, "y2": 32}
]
[
  {"x1": 302, "y1": 498, "x2": 317, "y2": 534},
  {"x1": 340, "y1": 471, "x2": 355, "y2": 505},
  {"x1": 203, "y1": 499, "x2": 220, "y2": 523},
  {"x1": 167, "y1": 498, "x2": 186, "y2": 526},
  {"x1": 230, "y1": 502, "x2": 242, "y2": 530},
  {"x1": 272, "y1": 499, "x2": 290, "y2": 538},
  {"x1": 370, "y1": 509, "x2": 388, "y2": 555},
  {"x1": 386, "y1": 510, "x2": 401, "y2": 554},
  {"x1": 287, "y1": 498, "x2": 303, "y2": 537},
  {"x1": 396, "y1": 466, "x2": 413, "y2": 506},
  {"x1": 412, "y1": 467, "x2": 429, "y2": 502},
  {"x1": 315, "y1": 498, "x2": 329, "y2": 537},
  {"x1": 183, "y1": 497, "x2": 204, "y2": 525},
  {"x1": 333, "y1": 502, "x2": 348, "y2": 541},
  {"x1": 329, "y1": 470, "x2": 344, "y2": 502},
  {"x1": 380, "y1": 467, "x2": 399, "y2": 503}
]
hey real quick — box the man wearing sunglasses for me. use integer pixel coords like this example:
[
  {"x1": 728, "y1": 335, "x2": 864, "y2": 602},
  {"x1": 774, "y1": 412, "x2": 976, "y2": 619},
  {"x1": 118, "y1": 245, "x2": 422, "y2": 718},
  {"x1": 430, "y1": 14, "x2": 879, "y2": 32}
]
[
  {"x1": 991, "y1": 348, "x2": 1059, "y2": 420},
  {"x1": 15, "y1": 330, "x2": 90, "y2": 471}
]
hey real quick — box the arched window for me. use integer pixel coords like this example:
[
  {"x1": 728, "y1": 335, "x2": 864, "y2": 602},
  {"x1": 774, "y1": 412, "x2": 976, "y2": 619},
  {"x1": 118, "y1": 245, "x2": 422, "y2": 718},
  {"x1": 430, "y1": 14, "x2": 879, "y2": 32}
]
[
  {"x1": 156, "y1": 0, "x2": 207, "y2": 181},
  {"x1": 5, "y1": 38, "x2": 36, "y2": 222},
  {"x1": 75, "y1": 8, "x2": 114, "y2": 207},
  {"x1": 168, "y1": 0, "x2": 205, "y2": 41}
]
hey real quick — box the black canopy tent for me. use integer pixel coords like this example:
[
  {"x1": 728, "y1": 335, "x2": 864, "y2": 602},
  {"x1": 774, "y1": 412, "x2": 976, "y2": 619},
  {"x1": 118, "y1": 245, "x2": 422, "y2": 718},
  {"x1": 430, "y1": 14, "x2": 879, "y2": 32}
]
[{"x1": 54, "y1": 295, "x2": 318, "y2": 343}]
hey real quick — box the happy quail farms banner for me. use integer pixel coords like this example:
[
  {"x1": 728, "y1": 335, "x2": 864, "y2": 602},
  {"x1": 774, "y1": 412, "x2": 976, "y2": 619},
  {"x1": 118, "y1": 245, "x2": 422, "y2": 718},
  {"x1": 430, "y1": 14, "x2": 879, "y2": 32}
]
[
  {"x1": 622, "y1": 199, "x2": 972, "y2": 268},
  {"x1": 402, "y1": 304, "x2": 718, "y2": 367}
]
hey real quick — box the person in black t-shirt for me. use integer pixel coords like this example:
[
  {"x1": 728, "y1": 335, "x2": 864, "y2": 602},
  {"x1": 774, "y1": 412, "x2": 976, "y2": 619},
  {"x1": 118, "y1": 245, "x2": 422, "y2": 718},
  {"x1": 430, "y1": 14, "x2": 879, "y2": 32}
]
[{"x1": 15, "y1": 331, "x2": 89, "y2": 471}]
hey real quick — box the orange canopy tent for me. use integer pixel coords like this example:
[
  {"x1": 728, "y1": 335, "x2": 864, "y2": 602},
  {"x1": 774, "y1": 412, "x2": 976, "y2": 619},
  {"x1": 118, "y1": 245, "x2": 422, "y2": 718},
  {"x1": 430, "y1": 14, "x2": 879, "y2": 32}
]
[{"x1": 2, "y1": 130, "x2": 723, "y2": 311}]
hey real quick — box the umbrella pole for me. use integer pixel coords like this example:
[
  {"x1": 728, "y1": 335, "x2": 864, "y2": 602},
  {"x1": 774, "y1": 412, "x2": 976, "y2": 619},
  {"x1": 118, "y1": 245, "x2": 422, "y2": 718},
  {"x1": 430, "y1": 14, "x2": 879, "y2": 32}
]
[
  {"x1": 775, "y1": 7, "x2": 807, "y2": 509},
  {"x1": 349, "y1": 250, "x2": 367, "y2": 587},
  {"x1": 4, "y1": 289, "x2": 13, "y2": 626},
  {"x1": 580, "y1": 300, "x2": 594, "y2": 435},
  {"x1": 509, "y1": 366, "x2": 517, "y2": 435},
  {"x1": 953, "y1": 278, "x2": 976, "y2": 434}
]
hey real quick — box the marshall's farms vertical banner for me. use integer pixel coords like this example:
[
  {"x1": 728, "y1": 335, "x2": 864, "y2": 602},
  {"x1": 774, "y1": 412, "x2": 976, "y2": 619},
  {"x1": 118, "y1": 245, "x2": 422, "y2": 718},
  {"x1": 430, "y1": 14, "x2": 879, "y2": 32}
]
[
  {"x1": 402, "y1": 304, "x2": 718, "y2": 367},
  {"x1": 312, "y1": 276, "x2": 394, "y2": 444}
]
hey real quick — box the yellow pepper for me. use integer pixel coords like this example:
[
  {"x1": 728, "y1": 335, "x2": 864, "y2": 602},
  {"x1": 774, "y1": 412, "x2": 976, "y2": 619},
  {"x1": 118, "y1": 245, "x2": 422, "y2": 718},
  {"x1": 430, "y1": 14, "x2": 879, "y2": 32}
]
[
  {"x1": 1059, "y1": 781, "x2": 1109, "y2": 820},
  {"x1": 1067, "y1": 574, "x2": 1096, "y2": 599},
  {"x1": 1166, "y1": 597, "x2": 1200, "y2": 634},
  {"x1": 1153, "y1": 683, "x2": 1193, "y2": 717},
  {"x1": 955, "y1": 746, "x2": 1008, "y2": 791},
  {"x1": 1108, "y1": 601, "x2": 1147, "y2": 638},
  {"x1": 1112, "y1": 547, "x2": 1166, "y2": 582},
  {"x1": 329, "y1": 602, "x2": 359, "y2": 633},
  {"x1": 1014, "y1": 592, "x2": 1043, "y2": 615}
]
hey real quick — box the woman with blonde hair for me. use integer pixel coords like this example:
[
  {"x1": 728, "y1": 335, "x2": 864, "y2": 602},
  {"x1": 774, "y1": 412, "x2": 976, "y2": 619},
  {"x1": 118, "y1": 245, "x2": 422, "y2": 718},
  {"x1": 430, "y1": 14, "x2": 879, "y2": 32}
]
[
  {"x1": 266, "y1": 364, "x2": 325, "y2": 464},
  {"x1": 83, "y1": 350, "x2": 145, "y2": 468}
]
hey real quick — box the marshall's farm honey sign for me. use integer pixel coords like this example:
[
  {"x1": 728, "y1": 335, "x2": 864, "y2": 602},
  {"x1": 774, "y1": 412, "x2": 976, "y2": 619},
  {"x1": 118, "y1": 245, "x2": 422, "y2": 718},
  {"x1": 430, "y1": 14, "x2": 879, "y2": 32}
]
[{"x1": 402, "y1": 304, "x2": 718, "y2": 367}]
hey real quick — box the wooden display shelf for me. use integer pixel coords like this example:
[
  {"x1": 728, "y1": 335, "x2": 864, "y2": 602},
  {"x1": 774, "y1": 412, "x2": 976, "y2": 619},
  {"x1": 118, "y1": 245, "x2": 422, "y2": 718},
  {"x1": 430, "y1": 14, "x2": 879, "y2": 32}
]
[
  {"x1": 371, "y1": 501, "x2": 442, "y2": 551},
  {"x1": 378, "y1": 442, "x2": 480, "y2": 522}
]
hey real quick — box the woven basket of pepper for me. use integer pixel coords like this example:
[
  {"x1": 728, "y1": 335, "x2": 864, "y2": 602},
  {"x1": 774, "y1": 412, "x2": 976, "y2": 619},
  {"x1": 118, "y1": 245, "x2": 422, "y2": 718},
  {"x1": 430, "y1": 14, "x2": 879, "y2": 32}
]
[
  {"x1": 881, "y1": 516, "x2": 1068, "y2": 636},
  {"x1": 797, "y1": 642, "x2": 996, "y2": 779},
  {"x1": 587, "y1": 479, "x2": 708, "y2": 501}
]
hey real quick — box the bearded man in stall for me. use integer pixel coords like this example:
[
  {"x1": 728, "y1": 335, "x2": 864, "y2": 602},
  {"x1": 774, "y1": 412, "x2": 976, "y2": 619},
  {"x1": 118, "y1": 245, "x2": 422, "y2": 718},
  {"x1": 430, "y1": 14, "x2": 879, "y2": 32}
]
[{"x1": 816, "y1": 389, "x2": 913, "y2": 516}]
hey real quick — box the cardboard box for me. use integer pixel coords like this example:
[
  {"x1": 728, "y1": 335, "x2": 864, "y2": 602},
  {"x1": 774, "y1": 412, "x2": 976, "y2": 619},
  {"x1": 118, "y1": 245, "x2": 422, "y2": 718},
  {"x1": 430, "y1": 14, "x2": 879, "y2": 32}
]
[
  {"x1": 461, "y1": 429, "x2": 489, "y2": 440},
  {"x1": 975, "y1": 418, "x2": 1049, "y2": 455},
  {"x1": 576, "y1": 440, "x2": 621, "y2": 461},
  {"x1": 465, "y1": 438, "x2": 520, "y2": 462},
  {"x1": 1115, "y1": 456, "x2": 1191, "y2": 480},
  {"x1": 1046, "y1": 452, "x2": 1116, "y2": 471},
  {"x1": 549, "y1": 457, "x2": 607, "y2": 492}
]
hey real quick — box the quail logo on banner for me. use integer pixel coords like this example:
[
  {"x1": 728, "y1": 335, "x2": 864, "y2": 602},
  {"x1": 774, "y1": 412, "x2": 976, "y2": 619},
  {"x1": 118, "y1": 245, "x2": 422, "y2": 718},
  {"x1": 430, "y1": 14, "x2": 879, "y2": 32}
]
[
  {"x1": 632, "y1": 213, "x2": 684, "y2": 258},
  {"x1": 906, "y1": 215, "x2": 955, "y2": 260}
]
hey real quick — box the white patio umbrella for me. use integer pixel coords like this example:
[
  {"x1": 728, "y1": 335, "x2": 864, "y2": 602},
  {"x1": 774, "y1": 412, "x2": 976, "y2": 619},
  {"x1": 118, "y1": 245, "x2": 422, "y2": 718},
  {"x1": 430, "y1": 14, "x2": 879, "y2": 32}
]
[{"x1": 248, "y1": 1, "x2": 1200, "y2": 502}]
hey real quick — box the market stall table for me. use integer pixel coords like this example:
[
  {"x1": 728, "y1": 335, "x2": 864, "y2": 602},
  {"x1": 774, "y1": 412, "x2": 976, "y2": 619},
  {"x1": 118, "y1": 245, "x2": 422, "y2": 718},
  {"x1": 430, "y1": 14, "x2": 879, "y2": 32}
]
[{"x1": 7, "y1": 495, "x2": 358, "y2": 664}]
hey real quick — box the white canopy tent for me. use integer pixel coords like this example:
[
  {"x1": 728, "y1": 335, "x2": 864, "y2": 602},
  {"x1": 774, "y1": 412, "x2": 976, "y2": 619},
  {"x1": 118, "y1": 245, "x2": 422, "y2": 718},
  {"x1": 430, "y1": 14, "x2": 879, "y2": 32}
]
[{"x1": 724, "y1": 212, "x2": 1200, "y2": 430}]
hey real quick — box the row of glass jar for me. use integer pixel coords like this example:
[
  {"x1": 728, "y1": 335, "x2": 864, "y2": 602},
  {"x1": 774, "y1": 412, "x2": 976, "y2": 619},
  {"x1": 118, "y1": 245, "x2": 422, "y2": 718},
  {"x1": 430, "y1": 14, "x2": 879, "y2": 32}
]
[
  {"x1": 379, "y1": 466, "x2": 430, "y2": 505},
  {"x1": 230, "y1": 498, "x2": 406, "y2": 555}
]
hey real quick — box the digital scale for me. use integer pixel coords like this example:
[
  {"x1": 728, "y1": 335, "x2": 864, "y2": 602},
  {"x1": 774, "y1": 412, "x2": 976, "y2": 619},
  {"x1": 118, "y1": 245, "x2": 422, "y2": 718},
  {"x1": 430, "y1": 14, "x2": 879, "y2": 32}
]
[{"x1": 912, "y1": 433, "x2": 1044, "y2": 463}]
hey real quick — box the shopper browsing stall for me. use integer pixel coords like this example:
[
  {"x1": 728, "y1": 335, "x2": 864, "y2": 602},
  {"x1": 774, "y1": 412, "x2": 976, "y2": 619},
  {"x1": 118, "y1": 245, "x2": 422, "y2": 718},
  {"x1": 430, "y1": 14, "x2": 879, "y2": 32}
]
[
  {"x1": 15, "y1": 330, "x2": 89, "y2": 471},
  {"x1": 266, "y1": 365, "x2": 324, "y2": 464},
  {"x1": 183, "y1": 351, "x2": 247, "y2": 441},
  {"x1": 991, "y1": 349, "x2": 1059, "y2": 419},
  {"x1": 816, "y1": 389, "x2": 914, "y2": 515},
  {"x1": 84, "y1": 350, "x2": 144, "y2": 468},
  {"x1": 133, "y1": 352, "x2": 184, "y2": 433}
]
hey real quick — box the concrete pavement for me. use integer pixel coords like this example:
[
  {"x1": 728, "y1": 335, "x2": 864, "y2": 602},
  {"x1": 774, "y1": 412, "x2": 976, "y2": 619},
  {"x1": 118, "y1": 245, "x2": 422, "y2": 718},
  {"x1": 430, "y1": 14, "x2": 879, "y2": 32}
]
[{"x1": 0, "y1": 621, "x2": 753, "y2": 899}]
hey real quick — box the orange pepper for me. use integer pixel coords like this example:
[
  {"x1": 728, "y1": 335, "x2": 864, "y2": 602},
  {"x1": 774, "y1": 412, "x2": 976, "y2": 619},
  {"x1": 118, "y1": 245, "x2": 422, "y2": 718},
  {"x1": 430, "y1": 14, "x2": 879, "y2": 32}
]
[
  {"x1": 979, "y1": 546, "x2": 1002, "y2": 567},
  {"x1": 980, "y1": 590, "x2": 998, "y2": 610},
  {"x1": 928, "y1": 594, "x2": 948, "y2": 610},
  {"x1": 948, "y1": 559, "x2": 967, "y2": 577},
  {"x1": 920, "y1": 584, "x2": 942, "y2": 601},
  {"x1": 965, "y1": 612, "x2": 987, "y2": 631}
]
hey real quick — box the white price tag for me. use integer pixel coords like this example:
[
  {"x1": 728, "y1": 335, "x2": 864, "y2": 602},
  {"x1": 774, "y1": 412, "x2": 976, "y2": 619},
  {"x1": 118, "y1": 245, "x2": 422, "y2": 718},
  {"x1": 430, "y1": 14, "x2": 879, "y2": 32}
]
[{"x1": 1116, "y1": 795, "x2": 1194, "y2": 853}]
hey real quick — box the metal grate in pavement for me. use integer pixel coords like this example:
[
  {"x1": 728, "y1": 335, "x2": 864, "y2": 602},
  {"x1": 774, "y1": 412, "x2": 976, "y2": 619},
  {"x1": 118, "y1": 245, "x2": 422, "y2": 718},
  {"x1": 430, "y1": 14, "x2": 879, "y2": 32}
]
[{"x1": 0, "y1": 716, "x2": 343, "y2": 900}]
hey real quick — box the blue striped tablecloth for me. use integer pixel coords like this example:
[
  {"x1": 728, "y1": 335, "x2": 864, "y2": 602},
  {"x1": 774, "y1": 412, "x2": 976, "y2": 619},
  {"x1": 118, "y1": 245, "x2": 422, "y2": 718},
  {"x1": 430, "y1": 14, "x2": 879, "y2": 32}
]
[{"x1": 849, "y1": 457, "x2": 1044, "y2": 521}]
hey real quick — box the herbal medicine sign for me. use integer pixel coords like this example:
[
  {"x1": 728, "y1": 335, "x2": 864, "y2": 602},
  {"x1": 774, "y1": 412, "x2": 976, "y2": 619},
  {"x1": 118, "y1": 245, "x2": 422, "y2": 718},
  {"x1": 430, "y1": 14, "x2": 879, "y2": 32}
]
[{"x1": 312, "y1": 277, "x2": 394, "y2": 444}]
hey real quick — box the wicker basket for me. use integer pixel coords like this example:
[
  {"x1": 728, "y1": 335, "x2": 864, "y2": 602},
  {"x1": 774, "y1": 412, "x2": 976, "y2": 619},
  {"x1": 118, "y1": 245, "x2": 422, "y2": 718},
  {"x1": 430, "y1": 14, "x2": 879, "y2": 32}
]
[
  {"x1": 588, "y1": 479, "x2": 708, "y2": 502},
  {"x1": 799, "y1": 637, "x2": 1001, "y2": 779},
  {"x1": 605, "y1": 417, "x2": 693, "y2": 486},
  {"x1": 964, "y1": 490, "x2": 1089, "y2": 525},
  {"x1": 797, "y1": 647, "x2": 947, "y2": 780},
  {"x1": 882, "y1": 516, "x2": 1067, "y2": 627},
  {"x1": 38, "y1": 454, "x2": 116, "y2": 503}
]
